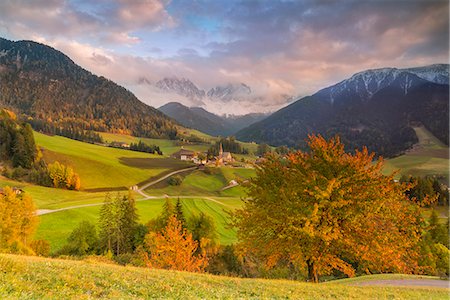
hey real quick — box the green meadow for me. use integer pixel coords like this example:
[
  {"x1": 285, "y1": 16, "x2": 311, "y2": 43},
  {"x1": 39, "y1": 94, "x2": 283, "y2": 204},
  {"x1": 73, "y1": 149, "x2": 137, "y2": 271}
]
[
  {"x1": 0, "y1": 254, "x2": 447, "y2": 299},
  {"x1": 0, "y1": 126, "x2": 444, "y2": 254},
  {"x1": 143, "y1": 167, "x2": 256, "y2": 197},
  {"x1": 34, "y1": 132, "x2": 193, "y2": 190},
  {"x1": 35, "y1": 197, "x2": 242, "y2": 251},
  {"x1": 382, "y1": 127, "x2": 449, "y2": 180}
]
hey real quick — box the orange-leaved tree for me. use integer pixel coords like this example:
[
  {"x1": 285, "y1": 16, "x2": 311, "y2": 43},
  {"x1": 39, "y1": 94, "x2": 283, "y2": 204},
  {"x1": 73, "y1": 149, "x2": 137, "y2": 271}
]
[
  {"x1": 232, "y1": 135, "x2": 423, "y2": 282},
  {"x1": 0, "y1": 186, "x2": 38, "y2": 253},
  {"x1": 143, "y1": 215, "x2": 208, "y2": 272}
]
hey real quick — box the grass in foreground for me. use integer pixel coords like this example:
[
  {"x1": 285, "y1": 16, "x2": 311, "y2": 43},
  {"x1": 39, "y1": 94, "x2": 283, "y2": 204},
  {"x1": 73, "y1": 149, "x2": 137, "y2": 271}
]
[{"x1": 0, "y1": 254, "x2": 447, "y2": 299}]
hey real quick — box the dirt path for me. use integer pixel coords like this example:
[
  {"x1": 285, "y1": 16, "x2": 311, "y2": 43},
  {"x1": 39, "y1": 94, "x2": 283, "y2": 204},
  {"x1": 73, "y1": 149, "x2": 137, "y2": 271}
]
[
  {"x1": 36, "y1": 195, "x2": 236, "y2": 216},
  {"x1": 353, "y1": 279, "x2": 449, "y2": 288},
  {"x1": 136, "y1": 166, "x2": 197, "y2": 199}
]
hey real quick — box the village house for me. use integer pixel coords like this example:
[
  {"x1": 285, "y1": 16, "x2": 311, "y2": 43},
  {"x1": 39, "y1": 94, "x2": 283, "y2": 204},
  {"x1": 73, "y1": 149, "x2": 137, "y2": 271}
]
[
  {"x1": 172, "y1": 148, "x2": 197, "y2": 161},
  {"x1": 0, "y1": 187, "x2": 24, "y2": 195},
  {"x1": 110, "y1": 141, "x2": 130, "y2": 148}
]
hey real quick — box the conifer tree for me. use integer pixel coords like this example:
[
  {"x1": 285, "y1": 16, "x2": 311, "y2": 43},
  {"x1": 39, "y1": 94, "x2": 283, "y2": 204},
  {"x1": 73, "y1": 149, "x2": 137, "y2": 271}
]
[
  {"x1": 99, "y1": 194, "x2": 113, "y2": 253},
  {"x1": 175, "y1": 197, "x2": 186, "y2": 228}
]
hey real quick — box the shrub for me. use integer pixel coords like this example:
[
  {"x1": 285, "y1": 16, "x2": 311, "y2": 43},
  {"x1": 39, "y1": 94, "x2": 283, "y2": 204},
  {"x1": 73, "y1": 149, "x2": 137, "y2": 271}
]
[
  {"x1": 30, "y1": 240, "x2": 51, "y2": 256},
  {"x1": 167, "y1": 175, "x2": 183, "y2": 186}
]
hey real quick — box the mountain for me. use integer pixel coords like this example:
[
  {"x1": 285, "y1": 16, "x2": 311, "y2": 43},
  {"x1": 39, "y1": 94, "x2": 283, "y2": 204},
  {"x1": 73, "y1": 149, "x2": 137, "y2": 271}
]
[
  {"x1": 0, "y1": 38, "x2": 178, "y2": 139},
  {"x1": 207, "y1": 83, "x2": 252, "y2": 102},
  {"x1": 154, "y1": 78, "x2": 206, "y2": 106},
  {"x1": 137, "y1": 76, "x2": 271, "y2": 114},
  {"x1": 159, "y1": 102, "x2": 267, "y2": 137},
  {"x1": 236, "y1": 65, "x2": 449, "y2": 157}
]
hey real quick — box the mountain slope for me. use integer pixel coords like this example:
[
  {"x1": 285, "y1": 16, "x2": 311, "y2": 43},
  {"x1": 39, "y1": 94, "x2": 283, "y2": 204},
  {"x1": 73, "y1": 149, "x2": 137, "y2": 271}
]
[
  {"x1": 0, "y1": 38, "x2": 178, "y2": 139},
  {"x1": 236, "y1": 65, "x2": 449, "y2": 157},
  {"x1": 159, "y1": 102, "x2": 229, "y2": 136},
  {"x1": 159, "y1": 102, "x2": 267, "y2": 136}
]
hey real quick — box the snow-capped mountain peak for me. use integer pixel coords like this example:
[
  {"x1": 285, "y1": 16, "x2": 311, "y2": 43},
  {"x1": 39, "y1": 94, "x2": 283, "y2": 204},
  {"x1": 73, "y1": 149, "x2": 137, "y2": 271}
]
[
  {"x1": 320, "y1": 64, "x2": 448, "y2": 103},
  {"x1": 207, "y1": 83, "x2": 252, "y2": 102},
  {"x1": 155, "y1": 77, "x2": 206, "y2": 99}
]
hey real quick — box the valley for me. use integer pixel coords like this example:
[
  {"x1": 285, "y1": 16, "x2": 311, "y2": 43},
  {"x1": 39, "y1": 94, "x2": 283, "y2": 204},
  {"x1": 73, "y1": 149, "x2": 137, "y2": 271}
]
[
  {"x1": 0, "y1": 13, "x2": 449, "y2": 297},
  {"x1": 0, "y1": 125, "x2": 446, "y2": 254}
]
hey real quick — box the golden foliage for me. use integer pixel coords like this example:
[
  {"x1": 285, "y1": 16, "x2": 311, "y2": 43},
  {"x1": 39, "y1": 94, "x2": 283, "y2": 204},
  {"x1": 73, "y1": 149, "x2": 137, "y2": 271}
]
[
  {"x1": 233, "y1": 135, "x2": 423, "y2": 282},
  {"x1": 143, "y1": 215, "x2": 208, "y2": 272},
  {"x1": 0, "y1": 187, "x2": 38, "y2": 252},
  {"x1": 48, "y1": 161, "x2": 81, "y2": 190}
]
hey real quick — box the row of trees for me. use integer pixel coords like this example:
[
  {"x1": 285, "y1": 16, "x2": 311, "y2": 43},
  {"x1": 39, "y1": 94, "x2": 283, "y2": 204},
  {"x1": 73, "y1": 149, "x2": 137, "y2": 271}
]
[
  {"x1": 0, "y1": 109, "x2": 81, "y2": 190},
  {"x1": 129, "y1": 141, "x2": 163, "y2": 155},
  {"x1": 29, "y1": 119, "x2": 104, "y2": 144},
  {"x1": 57, "y1": 195, "x2": 220, "y2": 272}
]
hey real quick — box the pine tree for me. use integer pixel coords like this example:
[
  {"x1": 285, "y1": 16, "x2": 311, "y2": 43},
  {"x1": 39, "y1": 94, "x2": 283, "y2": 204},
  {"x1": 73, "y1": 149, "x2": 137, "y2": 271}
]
[
  {"x1": 148, "y1": 198, "x2": 175, "y2": 232},
  {"x1": 175, "y1": 197, "x2": 186, "y2": 228},
  {"x1": 120, "y1": 192, "x2": 139, "y2": 252},
  {"x1": 99, "y1": 194, "x2": 113, "y2": 253}
]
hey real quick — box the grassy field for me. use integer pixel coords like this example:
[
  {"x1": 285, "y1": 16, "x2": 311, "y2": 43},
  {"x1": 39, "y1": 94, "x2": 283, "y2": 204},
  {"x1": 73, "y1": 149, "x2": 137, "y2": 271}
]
[
  {"x1": 35, "y1": 197, "x2": 243, "y2": 251},
  {"x1": 0, "y1": 177, "x2": 108, "y2": 209},
  {"x1": 34, "y1": 132, "x2": 193, "y2": 190},
  {"x1": 383, "y1": 127, "x2": 449, "y2": 180},
  {"x1": 99, "y1": 131, "x2": 213, "y2": 156},
  {"x1": 327, "y1": 273, "x2": 444, "y2": 285},
  {"x1": 0, "y1": 254, "x2": 447, "y2": 299},
  {"x1": 144, "y1": 167, "x2": 255, "y2": 197}
]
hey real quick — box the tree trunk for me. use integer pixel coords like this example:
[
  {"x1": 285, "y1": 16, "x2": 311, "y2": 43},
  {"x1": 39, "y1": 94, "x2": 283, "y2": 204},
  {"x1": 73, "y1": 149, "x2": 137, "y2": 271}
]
[{"x1": 307, "y1": 259, "x2": 319, "y2": 283}]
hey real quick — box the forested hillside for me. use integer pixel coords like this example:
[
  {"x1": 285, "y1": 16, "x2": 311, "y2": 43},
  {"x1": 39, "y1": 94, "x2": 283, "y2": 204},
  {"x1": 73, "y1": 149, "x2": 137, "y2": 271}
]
[
  {"x1": 237, "y1": 66, "x2": 449, "y2": 157},
  {"x1": 0, "y1": 38, "x2": 178, "y2": 139}
]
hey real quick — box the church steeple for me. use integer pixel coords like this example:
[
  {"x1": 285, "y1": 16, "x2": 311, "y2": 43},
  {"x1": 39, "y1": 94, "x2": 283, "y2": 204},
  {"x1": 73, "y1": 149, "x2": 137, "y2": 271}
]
[{"x1": 219, "y1": 143, "x2": 223, "y2": 156}]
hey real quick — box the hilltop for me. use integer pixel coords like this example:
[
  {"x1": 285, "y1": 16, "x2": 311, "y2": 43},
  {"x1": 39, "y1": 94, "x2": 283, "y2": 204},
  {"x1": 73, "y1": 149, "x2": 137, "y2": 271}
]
[{"x1": 0, "y1": 37, "x2": 177, "y2": 139}]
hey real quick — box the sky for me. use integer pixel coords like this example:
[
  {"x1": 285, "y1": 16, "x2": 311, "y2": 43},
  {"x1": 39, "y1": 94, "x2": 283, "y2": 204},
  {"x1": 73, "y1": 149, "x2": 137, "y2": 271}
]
[{"x1": 0, "y1": 0, "x2": 448, "y2": 115}]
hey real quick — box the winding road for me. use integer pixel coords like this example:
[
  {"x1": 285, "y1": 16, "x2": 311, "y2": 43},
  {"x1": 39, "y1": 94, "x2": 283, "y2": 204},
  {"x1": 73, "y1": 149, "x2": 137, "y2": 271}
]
[{"x1": 36, "y1": 166, "x2": 235, "y2": 215}]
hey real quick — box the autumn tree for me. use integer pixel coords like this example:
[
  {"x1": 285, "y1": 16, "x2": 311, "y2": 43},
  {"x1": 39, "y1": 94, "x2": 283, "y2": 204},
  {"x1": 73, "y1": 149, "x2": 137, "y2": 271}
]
[
  {"x1": 48, "y1": 161, "x2": 81, "y2": 190},
  {"x1": 233, "y1": 135, "x2": 423, "y2": 282},
  {"x1": 143, "y1": 215, "x2": 208, "y2": 272},
  {"x1": 0, "y1": 187, "x2": 38, "y2": 253}
]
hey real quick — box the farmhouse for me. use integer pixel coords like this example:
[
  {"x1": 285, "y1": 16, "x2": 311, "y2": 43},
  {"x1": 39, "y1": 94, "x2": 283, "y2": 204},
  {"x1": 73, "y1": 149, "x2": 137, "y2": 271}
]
[
  {"x1": 0, "y1": 187, "x2": 23, "y2": 195},
  {"x1": 110, "y1": 141, "x2": 130, "y2": 148},
  {"x1": 172, "y1": 148, "x2": 196, "y2": 161}
]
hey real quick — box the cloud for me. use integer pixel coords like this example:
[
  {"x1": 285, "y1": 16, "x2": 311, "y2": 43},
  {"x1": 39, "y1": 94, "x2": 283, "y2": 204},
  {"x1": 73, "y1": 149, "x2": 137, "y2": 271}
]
[
  {"x1": 0, "y1": 0, "x2": 174, "y2": 46},
  {"x1": 0, "y1": 0, "x2": 448, "y2": 115}
]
